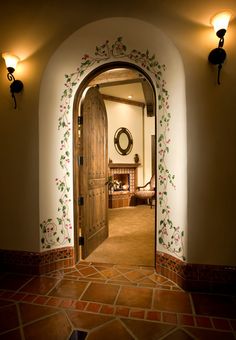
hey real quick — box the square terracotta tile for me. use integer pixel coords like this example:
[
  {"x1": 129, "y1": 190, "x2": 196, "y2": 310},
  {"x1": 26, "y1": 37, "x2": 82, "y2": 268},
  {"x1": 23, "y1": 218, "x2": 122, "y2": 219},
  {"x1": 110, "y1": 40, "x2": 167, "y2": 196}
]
[
  {"x1": 191, "y1": 293, "x2": 236, "y2": 318},
  {"x1": 116, "y1": 286, "x2": 153, "y2": 309},
  {"x1": 20, "y1": 276, "x2": 59, "y2": 295},
  {"x1": 0, "y1": 273, "x2": 32, "y2": 291},
  {"x1": 66, "y1": 310, "x2": 113, "y2": 329},
  {"x1": 184, "y1": 327, "x2": 235, "y2": 340},
  {"x1": 19, "y1": 302, "x2": 58, "y2": 324},
  {"x1": 78, "y1": 266, "x2": 98, "y2": 276},
  {"x1": 86, "y1": 319, "x2": 134, "y2": 340},
  {"x1": 50, "y1": 279, "x2": 88, "y2": 299},
  {"x1": 0, "y1": 304, "x2": 19, "y2": 333},
  {"x1": 153, "y1": 290, "x2": 192, "y2": 313},
  {"x1": 81, "y1": 282, "x2": 119, "y2": 304},
  {"x1": 124, "y1": 270, "x2": 146, "y2": 281},
  {"x1": 122, "y1": 318, "x2": 175, "y2": 339},
  {"x1": 163, "y1": 329, "x2": 193, "y2": 339},
  {"x1": 23, "y1": 311, "x2": 71, "y2": 339}
]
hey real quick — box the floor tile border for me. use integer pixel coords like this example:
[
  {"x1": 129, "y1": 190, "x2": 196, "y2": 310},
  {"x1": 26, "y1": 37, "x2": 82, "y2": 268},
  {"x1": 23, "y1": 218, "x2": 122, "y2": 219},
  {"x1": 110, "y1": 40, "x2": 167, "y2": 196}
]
[{"x1": 1, "y1": 292, "x2": 235, "y2": 330}]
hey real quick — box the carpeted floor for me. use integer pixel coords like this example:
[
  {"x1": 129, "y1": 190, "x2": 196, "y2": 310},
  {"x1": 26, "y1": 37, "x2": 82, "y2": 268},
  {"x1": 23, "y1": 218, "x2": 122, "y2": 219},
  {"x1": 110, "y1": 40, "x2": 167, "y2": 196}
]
[{"x1": 85, "y1": 205, "x2": 155, "y2": 266}]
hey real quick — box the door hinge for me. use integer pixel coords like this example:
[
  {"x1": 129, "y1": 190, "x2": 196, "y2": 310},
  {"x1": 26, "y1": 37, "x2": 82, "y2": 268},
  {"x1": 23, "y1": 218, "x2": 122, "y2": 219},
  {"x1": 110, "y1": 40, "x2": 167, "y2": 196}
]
[
  {"x1": 78, "y1": 156, "x2": 83, "y2": 166},
  {"x1": 78, "y1": 116, "x2": 83, "y2": 125},
  {"x1": 79, "y1": 236, "x2": 84, "y2": 246},
  {"x1": 78, "y1": 197, "x2": 84, "y2": 206}
]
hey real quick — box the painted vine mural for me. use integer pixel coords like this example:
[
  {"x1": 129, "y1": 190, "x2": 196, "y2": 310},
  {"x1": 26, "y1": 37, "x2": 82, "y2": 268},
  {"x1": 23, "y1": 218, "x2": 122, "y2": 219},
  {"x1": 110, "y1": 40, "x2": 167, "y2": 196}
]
[{"x1": 40, "y1": 37, "x2": 185, "y2": 260}]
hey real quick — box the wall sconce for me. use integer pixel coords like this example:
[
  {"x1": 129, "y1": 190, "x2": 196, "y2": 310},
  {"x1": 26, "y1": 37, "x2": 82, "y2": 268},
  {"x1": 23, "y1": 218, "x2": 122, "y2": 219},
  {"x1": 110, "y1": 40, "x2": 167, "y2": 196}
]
[
  {"x1": 2, "y1": 53, "x2": 24, "y2": 109},
  {"x1": 208, "y1": 11, "x2": 231, "y2": 84}
]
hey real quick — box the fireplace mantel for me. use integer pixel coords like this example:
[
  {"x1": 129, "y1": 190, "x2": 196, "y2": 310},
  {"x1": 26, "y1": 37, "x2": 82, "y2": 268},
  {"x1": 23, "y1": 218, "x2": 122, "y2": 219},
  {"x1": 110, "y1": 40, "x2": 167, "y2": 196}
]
[{"x1": 108, "y1": 163, "x2": 140, "y2": 169}]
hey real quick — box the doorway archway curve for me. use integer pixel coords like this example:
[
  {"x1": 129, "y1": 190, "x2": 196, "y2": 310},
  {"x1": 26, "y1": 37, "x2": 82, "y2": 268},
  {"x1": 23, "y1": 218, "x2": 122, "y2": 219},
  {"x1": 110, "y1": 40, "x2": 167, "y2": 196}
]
[
  {"x1": 73, "y1": 61, "x2": 157, "y2": 263},
  {"x1": 39, "y1": 17, "x2": 187, "y2": 264}
]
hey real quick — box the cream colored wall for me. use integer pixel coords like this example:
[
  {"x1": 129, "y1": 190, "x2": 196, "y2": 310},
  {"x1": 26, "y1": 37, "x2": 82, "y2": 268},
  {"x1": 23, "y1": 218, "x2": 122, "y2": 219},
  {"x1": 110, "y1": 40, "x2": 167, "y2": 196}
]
[
  {"x1": 0, "y1": 55, "x2": 40, "y2": 252},
  {"x1": 105, "y1": 100, "x2": 144, "y2": 186},
  {"x1": 0, "y1": 1, "x2": 235, "y2": 266}
]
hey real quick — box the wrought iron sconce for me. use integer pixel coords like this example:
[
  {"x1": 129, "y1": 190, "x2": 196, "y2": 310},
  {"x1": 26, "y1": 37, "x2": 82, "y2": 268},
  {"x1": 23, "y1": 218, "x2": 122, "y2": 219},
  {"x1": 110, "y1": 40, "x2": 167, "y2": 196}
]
[
  {"x1": 208, "y1": 11, "x2": 231, "y2": 85},
  {"x1": 2, "y1": 53, "x2": 24, "y2": 109}
]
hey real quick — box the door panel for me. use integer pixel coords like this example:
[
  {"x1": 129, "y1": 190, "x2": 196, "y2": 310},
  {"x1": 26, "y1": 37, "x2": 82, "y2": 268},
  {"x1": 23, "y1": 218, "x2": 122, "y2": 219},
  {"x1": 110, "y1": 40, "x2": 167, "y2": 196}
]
[{"x1": 80, "y1": 87, "x2": 108, "y2": 258}]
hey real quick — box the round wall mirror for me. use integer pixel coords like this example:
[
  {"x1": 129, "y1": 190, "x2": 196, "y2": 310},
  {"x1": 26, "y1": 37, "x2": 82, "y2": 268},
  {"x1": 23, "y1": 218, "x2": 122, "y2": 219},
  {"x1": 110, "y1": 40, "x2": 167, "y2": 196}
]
[{"x1": 114, "y1": 127, "x2": 133, "y2": 155}]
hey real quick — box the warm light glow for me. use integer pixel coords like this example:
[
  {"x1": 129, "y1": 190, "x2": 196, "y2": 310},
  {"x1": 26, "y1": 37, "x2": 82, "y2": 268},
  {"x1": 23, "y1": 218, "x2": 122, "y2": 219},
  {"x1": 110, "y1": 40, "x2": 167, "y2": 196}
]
[
  {"x1": 211, "y1": 11, "x2": 231, "y2": 33},
  {"x1": 2, "y1": 53, "x2": 20, "y2": 71},
  {"x1": 128, "y1": 95, "x2": 133, "y2": 99}
]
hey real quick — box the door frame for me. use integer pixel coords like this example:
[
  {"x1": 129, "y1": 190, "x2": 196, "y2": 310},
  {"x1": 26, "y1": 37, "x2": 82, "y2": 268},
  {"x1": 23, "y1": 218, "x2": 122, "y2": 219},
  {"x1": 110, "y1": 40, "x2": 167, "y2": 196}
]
[{"x1": 73, "y1": 61, "x2": 157, "y2": 264}]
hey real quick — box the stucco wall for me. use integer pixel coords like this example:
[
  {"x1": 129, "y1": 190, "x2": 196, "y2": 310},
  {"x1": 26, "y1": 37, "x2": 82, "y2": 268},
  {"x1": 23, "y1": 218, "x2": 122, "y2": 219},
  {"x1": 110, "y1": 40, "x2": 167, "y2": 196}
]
[
  {"x1": 39, "y1": 18, "x2": 187, "y2": 260},
  {"x1": 1, "y1": 2, "x2": 235, "y2": 266}
]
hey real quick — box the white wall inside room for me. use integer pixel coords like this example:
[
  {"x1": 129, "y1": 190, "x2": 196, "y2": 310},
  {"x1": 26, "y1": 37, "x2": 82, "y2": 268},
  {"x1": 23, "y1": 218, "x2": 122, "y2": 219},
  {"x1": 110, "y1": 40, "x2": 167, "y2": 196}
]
[{"x1": 105, "y1": 100, "x2": 144, "y2": 186}]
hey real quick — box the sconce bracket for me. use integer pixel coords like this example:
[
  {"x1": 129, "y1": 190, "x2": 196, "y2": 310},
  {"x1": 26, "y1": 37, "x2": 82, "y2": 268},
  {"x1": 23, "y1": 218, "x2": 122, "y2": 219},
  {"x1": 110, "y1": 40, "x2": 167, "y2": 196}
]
[
  {"x1": 10, "y1": 80, "x2": 23, "y2": 94},
  {"x1": 208, "y1": 47, "x2": 226, "y2": 65},
  {"x1": 216, "y1": 28, "x2": 226, "y2": 39}
]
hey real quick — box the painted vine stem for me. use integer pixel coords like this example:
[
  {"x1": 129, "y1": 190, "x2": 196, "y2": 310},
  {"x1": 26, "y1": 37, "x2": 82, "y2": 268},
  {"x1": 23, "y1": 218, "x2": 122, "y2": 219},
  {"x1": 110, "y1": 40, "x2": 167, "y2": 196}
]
[{"x1": 40, "y1": 37, "x2": 184, "y2": 259}]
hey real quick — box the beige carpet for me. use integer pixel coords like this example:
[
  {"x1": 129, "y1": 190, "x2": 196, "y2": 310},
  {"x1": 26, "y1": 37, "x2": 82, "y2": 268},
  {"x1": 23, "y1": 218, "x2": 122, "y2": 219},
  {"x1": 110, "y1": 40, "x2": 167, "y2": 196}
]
[{"x1": 85, "y1": 205, "x2": 155, "y2": 267}]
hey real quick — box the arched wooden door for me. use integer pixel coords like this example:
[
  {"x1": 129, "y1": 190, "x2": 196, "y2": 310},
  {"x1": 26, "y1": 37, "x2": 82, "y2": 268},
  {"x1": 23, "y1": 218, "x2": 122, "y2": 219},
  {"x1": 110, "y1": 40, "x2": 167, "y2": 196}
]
[{"x1": 79, "y1": 86, "x2": 108, "y2": 258}]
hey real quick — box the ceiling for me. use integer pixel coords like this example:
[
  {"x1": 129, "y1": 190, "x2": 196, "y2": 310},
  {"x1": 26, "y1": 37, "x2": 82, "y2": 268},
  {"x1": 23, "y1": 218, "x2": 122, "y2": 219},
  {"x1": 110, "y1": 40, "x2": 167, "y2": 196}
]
[{"x1": 89, "y1": 68, "x2": 153, "y2": 105}]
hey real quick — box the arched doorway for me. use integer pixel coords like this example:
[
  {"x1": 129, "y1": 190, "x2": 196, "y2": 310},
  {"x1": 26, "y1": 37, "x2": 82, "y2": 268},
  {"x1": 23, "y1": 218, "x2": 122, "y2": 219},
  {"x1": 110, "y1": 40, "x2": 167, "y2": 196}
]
[{"x1": 73, "y1": 62, "x2": 157, "y2": 267}]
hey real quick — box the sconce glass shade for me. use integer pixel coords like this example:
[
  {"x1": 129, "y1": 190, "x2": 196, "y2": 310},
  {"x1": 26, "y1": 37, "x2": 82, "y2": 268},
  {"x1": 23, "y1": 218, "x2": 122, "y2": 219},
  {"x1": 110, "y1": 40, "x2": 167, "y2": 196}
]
[
  {"x1": 211, "y1": 11, "x2": 231, "y2": 36},
  {"x1": 2, "y1": 53, "x2": 20, "y2": 72}
]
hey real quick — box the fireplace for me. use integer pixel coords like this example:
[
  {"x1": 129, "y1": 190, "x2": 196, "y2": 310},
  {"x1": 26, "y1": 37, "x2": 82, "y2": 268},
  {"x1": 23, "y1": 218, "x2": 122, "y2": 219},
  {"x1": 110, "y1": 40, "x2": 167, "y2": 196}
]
[
  {"x1": 113, "y1": 174, "x2": 130, "y2": 191},
  {"x1": 108, "y1": 163, "x2": 140, "y2": 208}
]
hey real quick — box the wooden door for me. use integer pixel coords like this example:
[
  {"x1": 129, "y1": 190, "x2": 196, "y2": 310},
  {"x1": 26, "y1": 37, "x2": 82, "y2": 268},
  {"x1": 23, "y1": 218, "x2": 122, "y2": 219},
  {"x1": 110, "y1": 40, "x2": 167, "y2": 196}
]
[{"x1": 79, "y1": 86, "x2": 108, "y2": 258}]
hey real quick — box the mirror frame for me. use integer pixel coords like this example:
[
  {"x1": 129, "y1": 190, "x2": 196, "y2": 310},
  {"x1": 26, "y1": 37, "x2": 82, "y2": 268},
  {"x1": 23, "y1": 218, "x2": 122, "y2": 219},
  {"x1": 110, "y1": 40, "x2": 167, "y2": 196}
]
[{"x1": 114, "y1": 127, "x2": 133, "y2": 155}]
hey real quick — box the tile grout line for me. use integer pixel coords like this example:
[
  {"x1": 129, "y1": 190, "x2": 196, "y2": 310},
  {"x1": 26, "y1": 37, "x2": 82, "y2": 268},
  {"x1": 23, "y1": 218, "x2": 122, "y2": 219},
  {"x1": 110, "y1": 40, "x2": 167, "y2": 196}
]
[{"x1": 16, "y1": 302, "x2": 25, "y2": 340}]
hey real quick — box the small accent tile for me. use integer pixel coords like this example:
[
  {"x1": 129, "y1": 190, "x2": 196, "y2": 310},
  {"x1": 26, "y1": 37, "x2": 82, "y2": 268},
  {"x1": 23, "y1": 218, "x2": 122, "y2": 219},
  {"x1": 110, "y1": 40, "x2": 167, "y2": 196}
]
[
  {"x1": 34, "y1": 296, "x2": 49, "y2": 305},
  {"x1": 11, "y1": 292, "x2": 26, "y2": 301},
  {"x1": 146, "y1": 310, "x2": 162, "y2": 321},
  {"x1": 195, "y1": 316, "x2": 212, "y2": 328},
  {"x1": 46, "y1": 297, "x2": 62, "y2": 307},
  {"x1": 86, "y1": 302, "x2": 101, "y2": 313},
  {"x1": 0, "y1": 291, "x2": 14, "y2": 299},
  {"x1": 100, "y1": 304, "x2": 115, "y2": 315},
  {"x1": 60, "y1": 299, "x2": 74, "y2": 308},
  {"x1": 212, "y1": 318, "x2": 231, "y2": 330},
  {"x1": 115, "y1": 306, "x2": 130, "y2": 317},
  {"x1": 178, "y1": 314, "x2": 195, "y2": 326},
  {"x1": 130, "y1": 309, "x2": 145, "y2": 319},
  {"x1": 74, "y1": 301, "x2": 87, "y2": 310},
  {"x1": 162, "y1": 312, "x2": 178, "y2": 324},
  {"x1": 22, "y1": 294, "x2": 37, "y2": 302}
]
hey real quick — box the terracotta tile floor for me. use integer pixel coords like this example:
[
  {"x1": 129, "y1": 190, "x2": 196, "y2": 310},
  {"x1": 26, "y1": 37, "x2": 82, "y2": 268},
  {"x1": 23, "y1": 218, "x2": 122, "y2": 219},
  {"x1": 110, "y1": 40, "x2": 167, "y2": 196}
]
[{"x1": 0, "y1": 262, "x2": 236, "y2": 339}]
